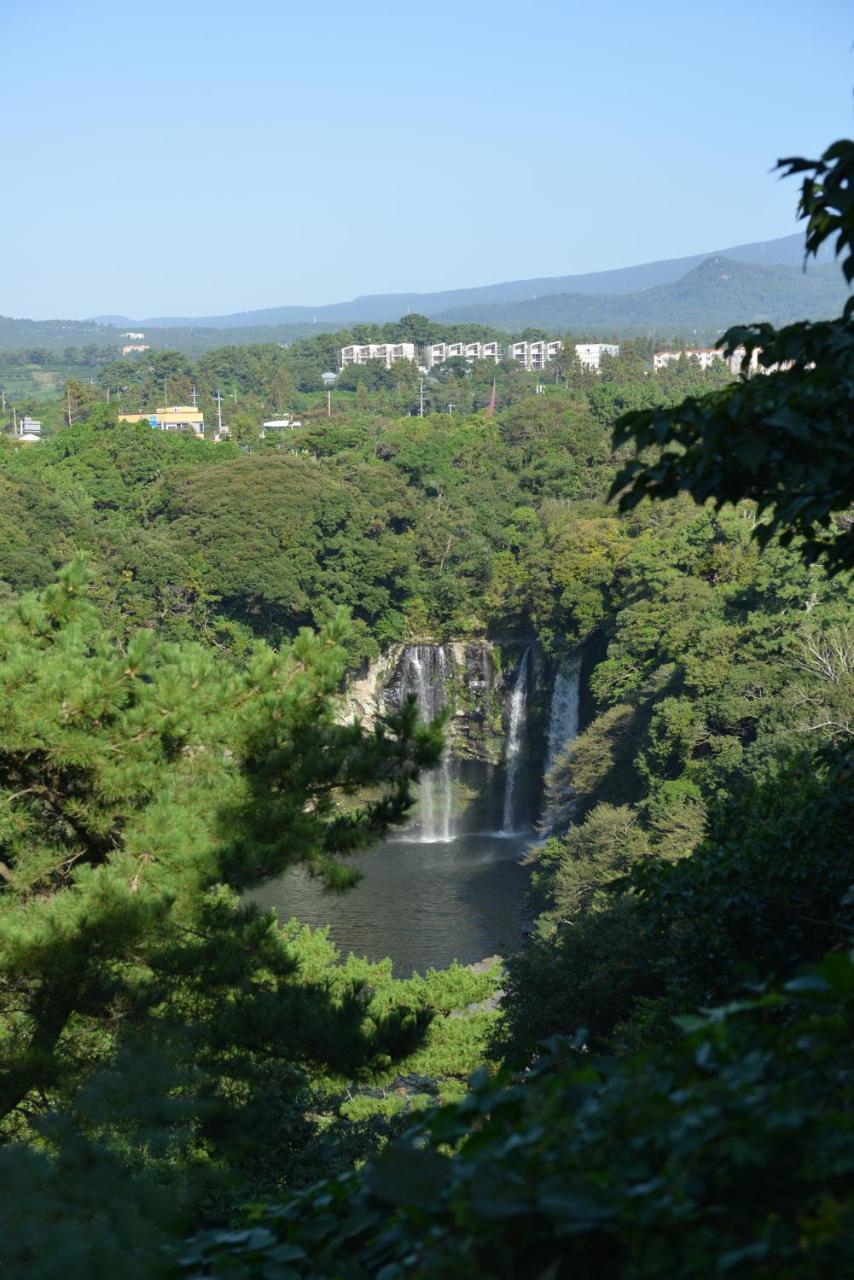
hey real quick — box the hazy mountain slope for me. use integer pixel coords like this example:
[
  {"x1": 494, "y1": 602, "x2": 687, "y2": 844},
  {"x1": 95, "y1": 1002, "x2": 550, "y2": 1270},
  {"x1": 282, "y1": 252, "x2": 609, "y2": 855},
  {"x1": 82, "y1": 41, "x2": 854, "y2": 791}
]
[
  {"x1": 0, "y1": 317, "x2": 339, "y2": 355},
  {"x1": 89, "y1": 232, "x2": 824, "y2": 330},
  {"x1": 433, "y1": 257, "x2": 848, "y2": 334},
  {"x1": 0, "y1": 316, "x2": 122, "y2": 349},
  {"x1": 4, "y1": 238, "x2": 844, "y2": 357}
]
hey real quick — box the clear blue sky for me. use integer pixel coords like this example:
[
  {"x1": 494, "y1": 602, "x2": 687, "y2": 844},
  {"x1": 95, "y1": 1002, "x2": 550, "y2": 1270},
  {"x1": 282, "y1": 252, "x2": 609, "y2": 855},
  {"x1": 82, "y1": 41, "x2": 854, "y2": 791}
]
[{"x1": 2, "y1": 0, "x2": 851, "y2": 319}]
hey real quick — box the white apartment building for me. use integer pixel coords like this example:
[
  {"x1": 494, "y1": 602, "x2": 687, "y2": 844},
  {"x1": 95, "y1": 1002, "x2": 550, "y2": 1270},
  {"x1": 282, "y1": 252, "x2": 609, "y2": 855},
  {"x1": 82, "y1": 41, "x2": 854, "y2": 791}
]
[
  {"x1": 726, "y1": 345, "x2": 762, "y2": 376},
  {"x1": 653, "y1": 348, "x2": 723, "y2": 371},
  {"x1": 574, "y1": 342, "x2": 619, "y2": 370},
  {"x1": 425, "y1": 342, "x2": 447, "y2": 367},
  {"x1": 339, "y1": 342, "x2": 417, "y2": 369},
  {"x1": 509, "y1": 339, "x2": 563, "y2": 370},
  {"x1": 726, "y1": 346, "x2": 795, "y2": 376},
  {"x1": 464, "y1": 340, "x2": 500, "y2": 363},
  {"x1": 426, "y1": 339, "x2": 501, "y2": 368}
]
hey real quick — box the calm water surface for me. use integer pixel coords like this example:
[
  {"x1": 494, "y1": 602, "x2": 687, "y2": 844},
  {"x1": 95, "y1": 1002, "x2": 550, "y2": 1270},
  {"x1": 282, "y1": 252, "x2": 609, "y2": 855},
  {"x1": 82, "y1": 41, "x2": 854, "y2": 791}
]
[{"x1": 253, "y1": 762, "x2": 537, "y2": 974}]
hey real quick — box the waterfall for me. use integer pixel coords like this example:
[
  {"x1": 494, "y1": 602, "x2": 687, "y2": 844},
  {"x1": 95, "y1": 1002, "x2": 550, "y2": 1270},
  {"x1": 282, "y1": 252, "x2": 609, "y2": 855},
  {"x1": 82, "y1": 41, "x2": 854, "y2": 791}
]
[
  {"x1": 403, "y1": 644, "x2": 455, "y2": 842},
  {"x1": 436, "y1": 647, "x2": 454, "y2": 841},
  {"x1": 500, "y1": 648, "x2": 530, "y2": 834},
  {"x1": 546, "y1": 653, "x2": 582, "y2": 771}
]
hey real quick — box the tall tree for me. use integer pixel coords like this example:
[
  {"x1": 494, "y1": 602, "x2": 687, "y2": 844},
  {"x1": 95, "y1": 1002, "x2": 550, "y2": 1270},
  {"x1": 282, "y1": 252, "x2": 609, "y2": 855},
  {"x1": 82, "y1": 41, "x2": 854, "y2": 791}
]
[{"x1": 0, "y1": 561, "x2": 440, "y2": 1134}]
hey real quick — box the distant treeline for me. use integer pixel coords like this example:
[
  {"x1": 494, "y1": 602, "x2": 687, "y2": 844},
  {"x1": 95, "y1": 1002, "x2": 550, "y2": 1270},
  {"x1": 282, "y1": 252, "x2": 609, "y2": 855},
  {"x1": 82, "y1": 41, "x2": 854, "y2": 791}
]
[{"x1": 2, "y1": 317, "x2": 729, "y2": 410}]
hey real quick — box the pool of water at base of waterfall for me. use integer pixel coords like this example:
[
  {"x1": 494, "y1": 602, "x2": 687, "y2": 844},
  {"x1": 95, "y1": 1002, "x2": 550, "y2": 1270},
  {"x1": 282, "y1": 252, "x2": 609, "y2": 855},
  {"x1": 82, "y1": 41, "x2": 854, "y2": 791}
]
[
  {"x1": 252, "y1": 830, "x2": 534, "y2": 976},
  {"x1": 250, "y1": 763, "x2": 538, "y2": 975}
]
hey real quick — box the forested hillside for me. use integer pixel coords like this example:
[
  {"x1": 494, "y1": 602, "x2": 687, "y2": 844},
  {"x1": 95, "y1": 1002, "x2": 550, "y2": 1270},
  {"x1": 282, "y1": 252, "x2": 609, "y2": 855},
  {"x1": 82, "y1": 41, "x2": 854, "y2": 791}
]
[
  {"x1": 0, "y1": 138, "x2": 851, "y2": 1277},
  {"x1": 436, "y1": 256, "x2": 849, "y2": 332}
]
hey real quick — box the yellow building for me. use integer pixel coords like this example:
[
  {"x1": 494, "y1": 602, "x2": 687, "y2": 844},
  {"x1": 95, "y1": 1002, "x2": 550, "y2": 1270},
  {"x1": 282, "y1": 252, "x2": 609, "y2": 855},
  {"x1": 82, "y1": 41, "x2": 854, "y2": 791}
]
[
  {"x1": 155, "y1": 405, "x2": 205, "y2": 436},
  {"x1": 117, "y1": 407, "x2": 205, "y2": 436}
]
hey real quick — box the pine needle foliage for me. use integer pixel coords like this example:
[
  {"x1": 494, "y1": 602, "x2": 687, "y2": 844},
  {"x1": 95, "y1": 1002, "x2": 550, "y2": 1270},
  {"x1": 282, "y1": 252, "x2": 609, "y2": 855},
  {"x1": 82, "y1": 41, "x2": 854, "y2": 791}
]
[{"x1": 0, "y1": 558, "x2": 442, "y2": 1158}]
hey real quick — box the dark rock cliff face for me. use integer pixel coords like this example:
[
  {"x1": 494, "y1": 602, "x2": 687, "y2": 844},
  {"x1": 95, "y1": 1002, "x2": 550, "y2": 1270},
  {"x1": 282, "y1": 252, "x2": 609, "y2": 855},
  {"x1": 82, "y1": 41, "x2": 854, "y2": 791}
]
[
  {"x1": 381, "y1": 640, "x2": 549, "y2": 776},
  {"x1": 451, "y1": 641, "x2": 499, "y2": 762}
]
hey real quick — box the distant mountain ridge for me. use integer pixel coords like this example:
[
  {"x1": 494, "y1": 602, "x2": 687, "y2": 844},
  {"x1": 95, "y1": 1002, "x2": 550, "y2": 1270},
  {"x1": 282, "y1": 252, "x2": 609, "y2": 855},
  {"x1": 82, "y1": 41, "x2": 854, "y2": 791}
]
[
  {"x1": 90, "y1": 232, "x2": 829, "y2": 330},
  {"x1": 2, "y1": 233, "x2": 846, "y2": 358},
  {"x1": 432, "y1": 256, "x2": 848, "y2": 334}
]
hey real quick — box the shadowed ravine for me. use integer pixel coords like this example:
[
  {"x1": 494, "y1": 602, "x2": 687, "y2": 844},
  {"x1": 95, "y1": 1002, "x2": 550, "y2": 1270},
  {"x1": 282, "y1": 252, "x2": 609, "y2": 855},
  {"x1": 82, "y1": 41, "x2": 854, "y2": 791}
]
[{"x1": 254, "y1": 647, "x2": 582, "y2": 973}]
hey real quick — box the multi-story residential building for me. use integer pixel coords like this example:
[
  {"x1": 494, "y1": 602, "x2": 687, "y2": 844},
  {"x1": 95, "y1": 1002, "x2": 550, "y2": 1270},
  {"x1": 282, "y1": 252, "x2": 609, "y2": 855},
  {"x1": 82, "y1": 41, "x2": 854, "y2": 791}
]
[
  {"x1": 122, "y1": 343, "x2": 150, "y2": 355},
  {"x1": 725, "y1": 346, "x2": 796, "y2": 377},
  {"x1": 425, "y1": 342, "x2": 448, "y2": 367},
  {"x1": 574, "y1": 342, "x2": 619, "y2": 369},
  {"x1": 339, "y1": 342, "x2": 417, "y2": 369},
  {"x1": 426, "y1": 340, "x2": 501, "y2": 368},
  {"x1": 653, "y1": 348, "x2": 723, "y2": 371},
  {"x1": 653, "y1": 346, "x2": 793, "y2": 377},
  {"x1": 726, "y1": 345, "x2": 762, "y2": 376},
  {"x1": 508, "y1": 339, "x2": 564, "y2": 370},
  {"x1": 464, "y1": 340, "x2": 501, "y2": 363}
]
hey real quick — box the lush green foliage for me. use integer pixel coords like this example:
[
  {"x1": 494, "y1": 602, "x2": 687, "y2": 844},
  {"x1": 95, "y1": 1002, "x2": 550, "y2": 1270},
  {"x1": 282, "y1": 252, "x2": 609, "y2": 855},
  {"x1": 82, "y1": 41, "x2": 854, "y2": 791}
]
[
  {"x1": 500, "y1": 746, "x2": 853, "y2": 1058},
  {"x1": 1, "y1": 136, "x2": 852, "y2": 1280},
  {"x1": 174, "y1": 138, "x2": 853, "y2": 1280},
  {"x1": 184, "y1": 953, "x2": 854, "y2": 1279},
  {"x1": 0, "y1": 349, "x2": 735, "y2": 664},
  {"x1": 499, "y1": 139, "x2": 854, "y2": 1058},
  {"x1": 0, "y1": 562, "x2": 471, "y2": 1266}
]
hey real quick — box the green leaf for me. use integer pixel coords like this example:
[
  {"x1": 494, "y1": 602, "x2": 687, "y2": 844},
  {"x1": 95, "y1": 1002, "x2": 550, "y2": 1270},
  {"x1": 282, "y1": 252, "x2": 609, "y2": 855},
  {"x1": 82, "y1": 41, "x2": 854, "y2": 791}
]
[{"x1": 366, "y1": 1144, "x2": 450, "y2": 1207}]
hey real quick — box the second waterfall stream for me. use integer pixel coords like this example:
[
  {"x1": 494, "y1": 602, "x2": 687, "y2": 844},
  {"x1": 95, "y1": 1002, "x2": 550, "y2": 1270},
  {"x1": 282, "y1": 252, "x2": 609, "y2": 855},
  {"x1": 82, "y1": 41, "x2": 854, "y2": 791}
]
[
  {"x1": 500, "y1": 648, "x2": 531, "y2": 835},
  {"x1": 403, "y1": 645, "x2": 455, "y2": 842}
]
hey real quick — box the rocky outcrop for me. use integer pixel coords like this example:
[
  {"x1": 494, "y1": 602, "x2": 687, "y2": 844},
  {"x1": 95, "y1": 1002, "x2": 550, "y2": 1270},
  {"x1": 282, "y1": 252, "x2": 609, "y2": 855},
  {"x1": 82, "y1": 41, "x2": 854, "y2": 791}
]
[
  {"x1": 344, "y1": 638, "x2": 553, "y2": 784},
  {"x1": 341, "y1": 648, "x2": 402, "y2": 725},
  {"x1": 380, "y1": 640, "x2": 507, "y2": 764}
]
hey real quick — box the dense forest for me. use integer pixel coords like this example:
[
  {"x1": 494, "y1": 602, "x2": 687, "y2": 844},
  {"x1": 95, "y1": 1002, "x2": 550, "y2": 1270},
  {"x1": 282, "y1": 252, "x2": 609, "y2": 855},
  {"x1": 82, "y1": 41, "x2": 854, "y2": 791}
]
[{"x1": 0, "y1": 140, "x2": 852, "y2": 1277}]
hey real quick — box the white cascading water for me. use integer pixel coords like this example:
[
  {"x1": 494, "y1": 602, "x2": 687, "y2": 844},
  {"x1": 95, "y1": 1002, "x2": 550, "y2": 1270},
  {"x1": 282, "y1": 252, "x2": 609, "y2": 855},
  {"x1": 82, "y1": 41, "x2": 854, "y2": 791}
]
[
  {"x1": 500, "y1": 648, "x2": 530, "y2": 834},
  {"x1": 546, "y1": 653, "x2": 582, "y2": 771},
  {"x1": 403, "y1": 644, "x2": 454, "y2": 842}
]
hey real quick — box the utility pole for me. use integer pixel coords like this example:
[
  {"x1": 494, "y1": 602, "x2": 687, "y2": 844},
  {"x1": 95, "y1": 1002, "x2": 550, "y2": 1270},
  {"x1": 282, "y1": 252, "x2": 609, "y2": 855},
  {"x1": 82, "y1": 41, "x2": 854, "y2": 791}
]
[
  {"x1": 213, "y1": 390, "x2": 224, "y2": 438},
  {"x1": 419, "y1": 379, "x2": 424, "y2": 418},
  {"x1": 191, "y1": 384, "x2": 198, "y2": 408},
  {"x1": 447, "y1": 403, "x2": 455, "y2": 414},
  {"x1": 327, "y1": 390, "x2": 332, "y2": 417},
  {"x1": 13, "y1": 406, "x2": 17, "y2": 435},
  {"x1": 67, "y1": 386, "x2": 73, "y2": 427}
]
